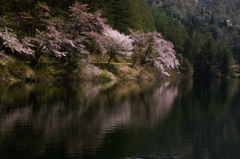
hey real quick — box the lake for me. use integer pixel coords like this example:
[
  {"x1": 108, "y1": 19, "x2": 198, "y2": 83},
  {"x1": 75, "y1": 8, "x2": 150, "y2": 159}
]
[{"x1": 0, "y1": 78, "x2": 240, "y2": 159}]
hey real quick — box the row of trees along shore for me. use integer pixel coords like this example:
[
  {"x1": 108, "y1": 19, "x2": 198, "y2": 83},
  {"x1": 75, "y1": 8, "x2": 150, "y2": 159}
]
[
  {"x1": 1, "y1": 0, "x2": 235, "y2": 78},
  {"x1": 0, "y1": 1, "x2": 179, "y2": 77}
]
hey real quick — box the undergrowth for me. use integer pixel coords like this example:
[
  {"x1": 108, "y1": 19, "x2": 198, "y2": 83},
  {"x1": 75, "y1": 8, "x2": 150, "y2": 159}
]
[
  {"x1": 99, "y1": 71, "x2": 111, "y2": 80},
  {"x1": 7, "y1": 61, "x2": 31, "y2": 79},
  {"x1": 33, "y1": 57, "x2": 62, "y2": 79},
  {"x1": 0, "y1": 63, "x2": 8, "y2": 77}
]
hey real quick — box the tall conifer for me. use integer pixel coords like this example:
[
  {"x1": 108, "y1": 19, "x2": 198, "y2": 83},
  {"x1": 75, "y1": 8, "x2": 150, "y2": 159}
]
[{"x1": 112, "y1": 0, "x2": 142, "y2": 34}]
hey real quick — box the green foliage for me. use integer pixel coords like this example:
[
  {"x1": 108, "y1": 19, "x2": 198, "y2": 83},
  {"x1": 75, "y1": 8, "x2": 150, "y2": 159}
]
[
  {"x1": 180, "y1": 59, "x2": 194, "y2": 77},
  {"x1": 192, "y1": 29, "x2": 205, "y2": 57},
  {"x1": 151, "y1": 7, "x2": 235, "y2": 77},
  {"x1": 112, "y1": 0, "x2": 140, "y2": 34},
  {"x1": 138, "y1": 0, "x2": 155, "y2": 33},
  {"x1": 7, "y1": 61, "x2": 31, "y2": 79},
  {"x1": 112, "y1": 56, "x2": 127, "y2": 63},
  {"x1": 113, "y1": 0, "x2": 137, "y2": 33},
  {"x1": 217, "y1": 42, "x2": 233, "y2": 75},
  {"x1": 99, "y1": 71, "x2": 111, "y2": 80},
  {"x1": 93, "y1": 63, "x2": 126, "y2": 75},
  {"x1": 151, "y1": 9, "x2": 190, "y2": 54},
  {"x1": 0, "y1": 0, "x2": 10, "y2": 14},
  {"x1": 177, "y1": 54, "x2": 193, "y2": 77},
  {"x1": 183, "y1": 38, "x2": 193, "y2": 65},
  {"x1": 147, "y1": 0, "x2": 240, "y2": 65},
  {"x1": 33, "y1": 58, "x2": 60, "y2": 79},
  {"x1": 201, "y1": 34, "x2": 217, "y2": 71},
  {"x1": 0, "y1": 63, "x2": 8, "y2": 77},
  {"x1": 81, "y1": 0, "x2": 155, "y2": 34}
]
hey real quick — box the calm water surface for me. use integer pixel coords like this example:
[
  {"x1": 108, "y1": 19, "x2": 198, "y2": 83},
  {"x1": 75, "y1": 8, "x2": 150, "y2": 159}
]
[{"x1": 0, "y1": 78, "x2": 240, "y2": 159}]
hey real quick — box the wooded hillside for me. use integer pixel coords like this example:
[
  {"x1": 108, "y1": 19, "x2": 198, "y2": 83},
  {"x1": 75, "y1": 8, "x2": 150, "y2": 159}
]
[
  {"x1": 0, "y1": 0, "x2": 238, "y2": 82},
  {"x1": 147, "y1": 0, "x2": 240, "y2": 63},
  {"x1": 147, "y1": 0, "x2": 238, "y2": 77}
]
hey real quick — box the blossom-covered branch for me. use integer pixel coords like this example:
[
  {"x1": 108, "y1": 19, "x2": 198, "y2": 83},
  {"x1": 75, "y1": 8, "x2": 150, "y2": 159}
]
[
  {"x1": 0, "y1": 27, "x2": 34, "y2": 55},
  {"x1": 102, "y1": 27, "x2": 133, "y2": 64},
  {"x1": 66, "y1": 2, "x2": 107, "y2": 55},
  {"x1": 130, "y1": 29, "x2": 180, "y2": 76}
]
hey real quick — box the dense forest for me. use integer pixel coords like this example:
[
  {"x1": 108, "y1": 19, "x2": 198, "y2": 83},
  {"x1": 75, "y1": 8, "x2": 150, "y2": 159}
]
[
  {"x1": 147, "y1": 0, "x2": 240, "y2": 76},
  {"x1": 0, "y1": 0, "x2": 155, "y2": 34},
  {"x1": 0, "y1": 0, "x2": 239, "y2": 82}
]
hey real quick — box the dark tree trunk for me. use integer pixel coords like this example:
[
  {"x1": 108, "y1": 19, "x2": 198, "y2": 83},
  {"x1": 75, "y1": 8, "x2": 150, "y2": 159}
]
[
  {"x1": 108, "y1": 56, "x2": 113, "y2": 64},
  {"x1": 31, "y1": 45, "x2": 44, "y2": 66},
  {"x1": 132, "y1": 60, "x2": 136, "y2": 67}
]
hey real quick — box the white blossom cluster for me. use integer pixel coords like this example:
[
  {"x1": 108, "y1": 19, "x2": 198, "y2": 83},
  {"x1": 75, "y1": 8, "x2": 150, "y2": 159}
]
[
  {"x1": 0, "y1": 27, "x2": 34, "y2": 55},
  {"x1": 102, "y1": 27, "x2": 133, "y2": 59}
]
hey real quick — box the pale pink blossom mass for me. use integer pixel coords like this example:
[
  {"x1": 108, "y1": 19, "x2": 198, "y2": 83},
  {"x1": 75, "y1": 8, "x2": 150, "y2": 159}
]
[
  {"x1": 130, "y1": 30, "x2": 179, "y2": 76},
  {"x1": 102, "y1": 27, "x2": 133, "y2": 63}
]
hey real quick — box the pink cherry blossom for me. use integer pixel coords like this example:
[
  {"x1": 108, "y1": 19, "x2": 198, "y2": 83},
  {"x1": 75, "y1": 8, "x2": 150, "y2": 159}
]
[
  {"x1": 102, "y1": 27, "x2": 133, "y2": 64},
  {"x1": 0, "y1": 27, "x2": 34, "y2": 55},
  {"x1": 130, "y1": 29, "x2": 180, "y2": 76}
]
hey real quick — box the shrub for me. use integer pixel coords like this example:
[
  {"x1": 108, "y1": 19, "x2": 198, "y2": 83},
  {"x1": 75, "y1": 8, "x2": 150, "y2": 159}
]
[
  {"x1": 7, "y1": 61, "x2": 31, "y2": 79},
  {"x1": 99, "y1": 72, "x2": 111, "y2": 80},
  {"x1": 0, "y1": 64, "x2": 8, "y2": 77}
]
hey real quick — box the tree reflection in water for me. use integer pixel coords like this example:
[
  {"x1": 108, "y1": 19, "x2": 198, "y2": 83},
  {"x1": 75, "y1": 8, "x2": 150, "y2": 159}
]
[
  {"x1": 132, "y1": 78, "x2": 240, "y2": 159},
  {"x1": 0, "y1": 79, "x2": 240, "y2": 159},
  {"x1": 0, "y1": 80, "x2": 179, "y2": 158},
  {"x1": 1, "y1": 79, "x2": 240, "y2": 159}
]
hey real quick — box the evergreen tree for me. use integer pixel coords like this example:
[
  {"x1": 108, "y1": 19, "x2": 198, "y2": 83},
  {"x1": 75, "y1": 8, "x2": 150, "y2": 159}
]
[
  {"x1": 217, "y1": 42, "x2": 233, "y2": 75},
  {"x1": 151, "y1": 9, "x2": 190, "y2": 55},
  {"x1": 200, "y1": 6, "x2": 204, "y2": 16},
  {"x1": 138, "y1": 0, "x2": 155, "y2": 33},
  {"x1": 183, "y1": 38, "x2": 193, "y2": 65},
  {"x1": 112, "y1": 0, "x2": 142, "y2": 34},
  {"x1": 210, "y1": 13, "x2": 215, "y2": 25},
  {"x1": 191, "y1": 15, "x2": 196, "y2": 26},
  {"x1": 201, "y1": 34, "x2": 217, "y2": 71},
  {"x1": 111, "y1": 0, "x2": 155, "y2": 34},
  {"x1": 83, "y1": 0, "x2": 115, "y2": 26},
  {"x1": 222, "y1": 50, "x2": 231, "y2": 75}
]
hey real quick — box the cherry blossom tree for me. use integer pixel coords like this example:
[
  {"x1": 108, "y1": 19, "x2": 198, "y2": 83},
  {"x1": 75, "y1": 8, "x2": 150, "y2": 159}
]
[
  {"x1": 0, "y1": 27, "x2": 34, "y2": 55},
  {"x1": 102, "y1": 27, "x2": 133, "y2": 64},
  {"x1": 29, "y1": 28, "x2": 68, "y2": 65},
  {"x1": 129, "y1": 30, "x2": 153, "y2": 66},
  {"x1": 66, "y1": 2, "x2": 107, "y2": 54},
  {"x1": 1, "y1": 2, "x2": 102, "y2": 66},
  {"x1": 22, "y1": 2, "x2": 72, "y2": 65},
  {"x1": 25, "y1": 2, "x2": 90, "y2": 65},
  {"x1": 130, "y1": 30, "x2": 180, "y2": 76},
  {"x1": 132, "y1": 51, "x2": 146, "y2": 66},
  {"x1": 0, "y1": 15, "x2": 33, "y2": 60},
  {"x1": 67, "y1": 2, "x2": 107, "y2": 36}
]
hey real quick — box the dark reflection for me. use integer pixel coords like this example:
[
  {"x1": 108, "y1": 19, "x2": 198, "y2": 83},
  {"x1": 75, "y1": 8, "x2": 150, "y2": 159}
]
[
  {"x1": 132, "y1": 78, "x2": 240, "y2": 159},
  {"x1": 0, "y1": 79, "x2": 240, "y2": 159},
  {"x1": 0, "y1": 80, "x2": 179, "y2": 159}
]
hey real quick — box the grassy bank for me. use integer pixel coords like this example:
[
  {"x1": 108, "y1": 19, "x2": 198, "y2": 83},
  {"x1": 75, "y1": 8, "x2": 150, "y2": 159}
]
[{"x1": 0, "y1": 54, "x2": 182, "y2": 83}]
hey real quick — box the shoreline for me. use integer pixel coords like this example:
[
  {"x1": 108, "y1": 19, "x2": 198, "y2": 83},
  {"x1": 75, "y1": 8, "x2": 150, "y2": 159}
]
[{"x1": 0, "y1": 61, "x2": 182, "y2": 84}]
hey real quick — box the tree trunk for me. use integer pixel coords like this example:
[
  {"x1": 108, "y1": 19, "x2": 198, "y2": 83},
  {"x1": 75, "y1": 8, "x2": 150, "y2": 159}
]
[
  {"x1": 145, "y1": 43, "x2": 152, "y2": 56},
  {"x1": 132, "y1": 61, "x2": 136, "y2": 67},
  {"x1": 108, "y1": 56, "x2": 113, "y2": 64},
  {"x1": 31, "y1": 45, "x2": 44, "y2": 66}
]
